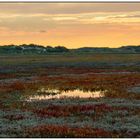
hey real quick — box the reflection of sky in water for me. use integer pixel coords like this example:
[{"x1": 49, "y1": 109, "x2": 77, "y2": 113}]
[{"x1": 25, "y1": 88, "x2": 105, "y2": 102}]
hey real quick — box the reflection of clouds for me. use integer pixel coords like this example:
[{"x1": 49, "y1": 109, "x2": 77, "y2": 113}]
[{"x1": 26, "y1": 89, "x2": 105, "y2": 102}]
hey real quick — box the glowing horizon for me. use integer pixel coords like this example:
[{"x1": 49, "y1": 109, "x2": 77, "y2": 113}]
[{"x1": 0, "y1": 3, "x2": 140, "y2": 48}]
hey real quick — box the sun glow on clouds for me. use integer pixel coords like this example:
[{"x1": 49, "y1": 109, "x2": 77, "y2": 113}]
[{"x1": 0, "y1": 3, "x2": 140, "y2": 48}]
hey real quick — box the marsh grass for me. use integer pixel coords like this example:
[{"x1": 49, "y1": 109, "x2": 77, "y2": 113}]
[{"x1": 0, "y1": 54, "x2": 139, "y2": 137}]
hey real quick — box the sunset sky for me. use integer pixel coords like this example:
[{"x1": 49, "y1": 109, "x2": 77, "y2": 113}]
[{"x1": 0, "y1": 3, "x2": 140, "y2": 48}]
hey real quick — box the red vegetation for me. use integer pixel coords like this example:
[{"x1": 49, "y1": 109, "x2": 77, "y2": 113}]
[
  {"x1": 38, "y1": 72, "x2": 140, "y2": 88},
  {"x1": 0, "y1": 81, "x2": 25, "y2": 93},
  {"x1": 26, "y1": 125, "x2": 111, "y2": 137},
  {"x1": 9, "y1": 81, "x2": 25, "y2": 91},
  {"x1": 33, "y1": 104, "x2": 114, "y2": 118},
  {"x1": 0, "y1": 81, "x2": 39, "y2": 93}
]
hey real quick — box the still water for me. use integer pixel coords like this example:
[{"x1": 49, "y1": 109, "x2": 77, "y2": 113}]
[{"x1": 25, "y1": 88, "x2": 105, "y2": 102}]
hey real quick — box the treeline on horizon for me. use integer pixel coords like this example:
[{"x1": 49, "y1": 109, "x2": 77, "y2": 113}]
[{"x1": 0, "y1": 44, "x2": 140, "y2": 54}]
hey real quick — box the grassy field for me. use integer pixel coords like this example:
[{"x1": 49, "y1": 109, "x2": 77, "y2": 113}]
[
  {"x1": 0, "y1": 53, "x2": 140, "y2": 64},
  {"x1": 0, "y1": 53, "x2": 140, "y2": 137}
]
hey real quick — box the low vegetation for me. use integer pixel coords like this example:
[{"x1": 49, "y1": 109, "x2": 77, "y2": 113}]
[{"x1": 0, "y1": 52, "x2": 139, "y2": 137}]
